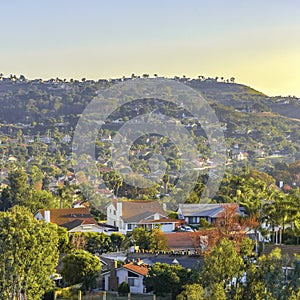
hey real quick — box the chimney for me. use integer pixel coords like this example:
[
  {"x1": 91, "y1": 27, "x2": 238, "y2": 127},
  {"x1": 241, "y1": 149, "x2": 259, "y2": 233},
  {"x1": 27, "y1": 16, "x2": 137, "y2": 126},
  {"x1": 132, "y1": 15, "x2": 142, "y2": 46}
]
[
  {"x1": 109, "y1": 260, "x2": 119, "y2": 291},
  {"x1": 162, "y1": 203, "x2": 167, "y2": 211},
  {"x1": 44, "y1": 210, "x2": 51, "y2": 223},
  {"x1": 117, "y1": 201, "x2": 122, "y2": 217}
]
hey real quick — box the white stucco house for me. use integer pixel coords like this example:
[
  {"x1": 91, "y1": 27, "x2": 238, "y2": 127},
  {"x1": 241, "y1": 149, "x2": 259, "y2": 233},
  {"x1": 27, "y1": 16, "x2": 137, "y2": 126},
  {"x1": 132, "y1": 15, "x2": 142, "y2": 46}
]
[{"x1": 106, "y1": 200, "x2": 178, "y2": 234}]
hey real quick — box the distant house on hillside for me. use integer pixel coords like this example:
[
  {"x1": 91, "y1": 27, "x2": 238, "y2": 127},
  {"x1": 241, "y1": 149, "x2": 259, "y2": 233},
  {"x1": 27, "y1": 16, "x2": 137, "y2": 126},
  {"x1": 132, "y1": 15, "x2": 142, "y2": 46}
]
[
  {"x1": 233, "y1": 151, "x2": 249, "y2": 161},
  {"x1": 34, "y1": 207, "x2": 106, "y2": 233},
  {"x1": 177, "y1": 203, "x2": 243, "y2": 226},
  {"x1": 106, "y1": 200, "x2": 178, "y2": 234}
]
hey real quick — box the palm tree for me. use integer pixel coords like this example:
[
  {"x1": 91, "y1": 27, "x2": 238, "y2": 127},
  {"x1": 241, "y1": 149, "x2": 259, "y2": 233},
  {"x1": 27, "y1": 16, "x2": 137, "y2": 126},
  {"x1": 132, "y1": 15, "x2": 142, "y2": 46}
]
[{"x1": 162, "y1": 174, "x2": 169, "y2": 194}]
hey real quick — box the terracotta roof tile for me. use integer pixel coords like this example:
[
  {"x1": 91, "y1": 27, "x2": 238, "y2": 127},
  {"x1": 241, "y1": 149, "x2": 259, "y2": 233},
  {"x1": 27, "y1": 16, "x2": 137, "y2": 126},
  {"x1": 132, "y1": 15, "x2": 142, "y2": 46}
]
[
  {"x1": 123, "y1": 262, "x2": 149, "y2": 276},
  {"x1": 38, "y1": 207, "x2": 97, "y2": 230},
  {"x1": 164, "y1": 232, "x2": 196, "y2": 249}
]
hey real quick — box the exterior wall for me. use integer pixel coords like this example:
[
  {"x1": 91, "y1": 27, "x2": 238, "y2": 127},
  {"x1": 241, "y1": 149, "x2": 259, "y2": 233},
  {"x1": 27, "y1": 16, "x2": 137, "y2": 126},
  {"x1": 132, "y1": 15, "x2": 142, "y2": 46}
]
[
  {"x1": 34, "y1": 211, "x2": 44, "y2": 221},
  {"x1": 104, "y1": 274, "x2": 109, "y2": 291},
  {"x1": 161, "y1": 223, "x2": 175, "y2": 232},
  {"x1": 117, "y1": 269, "x2": 145, "y2": 294},
  {"x1": 104, "y1": 269, "x2": 145, "y2": 294},
  {"x1": 125, "y1": 222, "x2": 175, "y2": 233},
  {"x1": 106, "y1": 203, "x2": 124, "y2": 230},
  {"x1": 69, "y1": 224, "x2": 106, "y2": 233}
]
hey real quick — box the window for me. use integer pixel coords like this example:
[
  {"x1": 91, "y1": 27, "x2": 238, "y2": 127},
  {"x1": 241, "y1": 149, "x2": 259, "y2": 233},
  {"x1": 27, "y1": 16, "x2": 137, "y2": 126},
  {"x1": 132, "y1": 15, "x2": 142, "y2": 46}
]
[
  {"x1": 128, "y1": 277, "x2": 138, "y2": 286},
  {"x1": 128, "y1": 278, "x2": 135, "y2": 286},
  {"x1": 128, "y1": 224, "x2": 136, "y2": 230},
  {"x1": 189, "y1": 217, "x2": 199, "y2": 224}
]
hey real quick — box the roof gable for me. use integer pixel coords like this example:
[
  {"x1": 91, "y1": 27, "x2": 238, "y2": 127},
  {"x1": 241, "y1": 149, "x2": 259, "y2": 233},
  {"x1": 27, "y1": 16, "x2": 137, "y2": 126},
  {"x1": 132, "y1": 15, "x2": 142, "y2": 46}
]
[
  {"x1": 123, "y1": 262, "x2": 148, "y2": 276},
  {"x1": 119, "y1": 200, "x2": 166, "y2": 222}
]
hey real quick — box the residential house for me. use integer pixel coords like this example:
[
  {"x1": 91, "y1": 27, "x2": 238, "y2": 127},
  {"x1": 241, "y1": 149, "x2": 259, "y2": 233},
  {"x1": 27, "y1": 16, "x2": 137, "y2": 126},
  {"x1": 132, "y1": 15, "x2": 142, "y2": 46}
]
[
  {"x1": 106, "y1": 200, "x2": 178, "y2": 234},
  {"x1": 233, "y1": 151, "x2": 249, "y2": 161},
  {"x1": 177, "y1": 203, "x2": 243, "y2": 226},
  {"x1": 103, "y1": 261, "x2": 149, "y2": 294},
  {"x1": 34, "y1": 207, "x2": 106, "y2": 233}
]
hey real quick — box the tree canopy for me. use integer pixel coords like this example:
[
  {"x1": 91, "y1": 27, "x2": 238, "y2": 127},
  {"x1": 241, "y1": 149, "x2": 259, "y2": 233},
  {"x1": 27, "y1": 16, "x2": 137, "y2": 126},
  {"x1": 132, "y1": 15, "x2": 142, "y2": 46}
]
[
  {"x1": 0, "y1": 206, "x2": 60, "y2": 299},
  {"x1": 61, "y1": 250, "x2": 101, "y2": 291}
]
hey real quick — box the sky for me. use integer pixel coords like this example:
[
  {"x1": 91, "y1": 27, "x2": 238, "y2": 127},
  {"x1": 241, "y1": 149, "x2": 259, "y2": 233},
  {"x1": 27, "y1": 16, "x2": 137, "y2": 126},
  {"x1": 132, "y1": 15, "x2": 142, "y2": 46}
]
[{"x1": 1, "y1": 0, "x2": 300, "y2": 96}]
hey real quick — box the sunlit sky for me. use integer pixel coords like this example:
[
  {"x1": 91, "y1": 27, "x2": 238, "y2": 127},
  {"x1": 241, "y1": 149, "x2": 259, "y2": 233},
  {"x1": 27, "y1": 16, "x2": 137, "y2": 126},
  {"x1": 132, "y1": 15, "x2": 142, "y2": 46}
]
[{"x1": 1, "y1": 0, "x2": 300, "y2": 96}]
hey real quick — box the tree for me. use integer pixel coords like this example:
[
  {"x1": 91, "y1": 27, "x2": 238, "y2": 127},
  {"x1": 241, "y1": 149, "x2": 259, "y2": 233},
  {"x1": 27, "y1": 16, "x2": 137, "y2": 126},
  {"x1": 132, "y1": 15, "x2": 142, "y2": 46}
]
[
  {"x1": 61, "y1": 250, "x2": 101, "y2": 291},
  {"x1": 144, "y1": 263, "x2": 192, "y2": 298},
  {"x1": 208, "y1": 283, "x2": 227, "y2": 300},
  {"x1": 150, "y1": 227, "x2": 168, "y2": 251},
  {"x1": 201, "y1": 238, "x2": 244, "y2": 298},
  {"x1": 0, "y1": 168, "x2": 29, "y2": 210},
  {"x1": 242, "y1": 248, "x2": 288, "y2": 300},
  {"x1": 84, "y1": 232, "x2": 112, "y2": 254},
  {"x1": 130, "y1": 227, "x2": 167, "y2": 251},
  {"x1": 110, "y1": 233, "x2": 125, "y2": 252},
  {"x1": 26, "y1": 189, "x2": 59, "y2": 213},
  {"x1": 29, "y1": 165, "x2": 44, "y2": 191},
  {"x1": 132, "y1": 227, "x2": 151, "y2": 250},
  {"x1": 176, "y1": 284, "x2": 205, "y2": 300},
  {"x1": 162, "y1": 174, "x2": 170, "y2": 194},
  {"x1": 0, "y1": 206, "x2": 60, "y2": 299},
  {"x1": 103, "y1": 171, "x2": 122, "y2": 197}
]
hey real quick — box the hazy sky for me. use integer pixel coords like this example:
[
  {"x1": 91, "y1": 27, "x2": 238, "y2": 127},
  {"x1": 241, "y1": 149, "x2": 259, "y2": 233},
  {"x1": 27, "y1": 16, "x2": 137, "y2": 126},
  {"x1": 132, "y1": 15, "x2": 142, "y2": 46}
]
[{"x1": 1, "y1": 0, "x2": 300, "y2": 96}]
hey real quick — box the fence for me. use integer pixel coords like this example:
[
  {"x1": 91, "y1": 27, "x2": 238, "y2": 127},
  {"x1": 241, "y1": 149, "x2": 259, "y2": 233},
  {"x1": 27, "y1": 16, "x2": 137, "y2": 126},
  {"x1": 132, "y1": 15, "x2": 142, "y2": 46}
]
[
  {"x1": 63, "y1": 291, "x2": 172, "y2": 300},
  {"x1": 56, "y1": 290, "x2": 172, "y2": 300}
]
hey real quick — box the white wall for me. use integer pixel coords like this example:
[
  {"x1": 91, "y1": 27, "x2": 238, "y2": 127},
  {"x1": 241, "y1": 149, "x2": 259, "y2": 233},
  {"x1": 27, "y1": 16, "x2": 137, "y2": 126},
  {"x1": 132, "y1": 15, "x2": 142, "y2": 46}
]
[
  {"x1": 117, "y1": 269, "x2": 145, "y2": 294},
  {"x1": 106, "y1": 203, "x2": 124, "y2": 230},
  {"x1": 69, "y1": 224, "x2": 106, "y2": 233},
  {"x1": 104, "y1": 269, "x2": 145, "y2": 294},
  {"x1": 161, "y1": 223, "x2": 175, "y2": 232}
]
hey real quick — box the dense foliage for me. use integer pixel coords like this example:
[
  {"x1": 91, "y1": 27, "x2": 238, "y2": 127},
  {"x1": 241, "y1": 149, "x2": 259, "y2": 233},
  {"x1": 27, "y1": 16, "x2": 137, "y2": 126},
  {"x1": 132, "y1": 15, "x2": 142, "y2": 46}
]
[
  {"x1": 0, "y1": 206, "x2": 60, "y2": 299},
  {"x1": 61, "y1": 250, "x2": 101, "y2": 291},
  {"x1": 145, "y1": 238, "x2": 300, "y2": 300}
]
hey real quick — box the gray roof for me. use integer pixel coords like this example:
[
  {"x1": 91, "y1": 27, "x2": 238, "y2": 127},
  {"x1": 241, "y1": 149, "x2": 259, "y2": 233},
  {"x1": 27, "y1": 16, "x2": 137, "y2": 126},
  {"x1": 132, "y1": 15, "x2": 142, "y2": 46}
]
[
  {"x1": 123, "y1": 211, "x2": 165, "y2": 223},
  {"x1": 131, "y1": 256, "x2": 203, "y2": 269},
  {"x1": 178, "y1": 203, "x2": 240, "y2": 218}
]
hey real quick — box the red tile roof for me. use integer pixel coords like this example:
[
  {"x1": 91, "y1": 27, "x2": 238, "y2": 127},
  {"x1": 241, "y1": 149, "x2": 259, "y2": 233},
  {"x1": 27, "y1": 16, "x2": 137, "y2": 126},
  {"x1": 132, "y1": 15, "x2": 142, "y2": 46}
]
[
  {"x1": 123, "y1": 262, "x2": 149, "y2": 276},
  {"x1": 38, "y1": 207, "x2": 97, "y2": 230},
  {"x1": 164, "y1": 232, "x2": 196, "y2": 249}
]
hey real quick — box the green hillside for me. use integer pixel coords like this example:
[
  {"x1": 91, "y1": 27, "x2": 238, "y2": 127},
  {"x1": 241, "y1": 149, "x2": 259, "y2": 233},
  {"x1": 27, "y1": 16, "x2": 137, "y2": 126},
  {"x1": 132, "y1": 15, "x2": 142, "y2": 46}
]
[{"x1": 0, "y1": 75, "x2": 299, "y2": 170}]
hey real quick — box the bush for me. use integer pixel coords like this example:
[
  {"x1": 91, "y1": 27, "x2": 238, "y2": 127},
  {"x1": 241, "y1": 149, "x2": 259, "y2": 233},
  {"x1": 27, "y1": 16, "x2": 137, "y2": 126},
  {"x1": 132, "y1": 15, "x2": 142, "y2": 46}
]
[
  {"x1": 118, "y1": 281, "x2": 130, "y2": 296},
  {"x1": 56, "y1": 287, "x2": 78, "y2": 299},
  {"x1": 199, "y1": 218, "x2": 210, "y2": 228}
]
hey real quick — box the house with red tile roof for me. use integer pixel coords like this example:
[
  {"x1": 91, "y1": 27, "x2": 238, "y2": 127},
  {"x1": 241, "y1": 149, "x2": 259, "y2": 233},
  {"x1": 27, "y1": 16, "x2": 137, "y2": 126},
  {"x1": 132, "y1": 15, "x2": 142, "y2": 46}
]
[
  {"x1": 106, "y1": 200, "x2": 179, "y2": 234},
  {"x1": 34, "y1": 207, "x2": 106, "y2": 233},
  {"x1": 103, "y1": 261, "x2": 149, "y2": 294}
]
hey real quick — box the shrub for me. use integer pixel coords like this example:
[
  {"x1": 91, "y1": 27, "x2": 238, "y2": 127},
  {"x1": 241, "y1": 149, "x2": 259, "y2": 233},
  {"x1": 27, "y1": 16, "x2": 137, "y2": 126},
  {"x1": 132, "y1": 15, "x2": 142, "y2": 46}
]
[{"x1": 118, "y1": 281, "x2": 130, "y2": 296}]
